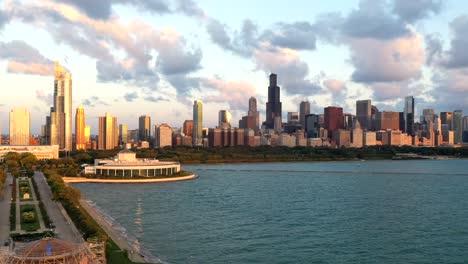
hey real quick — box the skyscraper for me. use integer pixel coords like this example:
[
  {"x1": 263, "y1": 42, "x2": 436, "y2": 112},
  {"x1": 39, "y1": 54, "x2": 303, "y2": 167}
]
[
  {"x1": 193, "y1": 100, "x2": 203, "y2": 146},
  {"x1": 119, "y1": 124, "x2": 128, "y2": 144},
  {"x1": 264, "y1": 73, "x2": 282, "y2": 129},
  {"x1": 98, "y1": 113, "x2": 118, "y2": 150},
  {"x1": 404, "y1": 96, "x2": 415, "y2": 135},
  {"x1": 84, "y1": 125, "x2": 91, "y2": 149},
  {"x1": 453, "y1": 110, "x2": 463, "y2": 144},
  {"x1": 218, "y1": 110, "x2": 232, "y2": 129},
  {"x1": 356, "y1": 99, "x2": 371, "y2": 130},
  {"x1": 139, "y1": 115, "x2": 151, "y2": 142},
  {"x1": 324, "y1": 106, "x2": 343, "y2": 138},
  {"x1": 45, "y1": 61, "x2": 72, "y2": 151},
  {"x1": 75, "y1": 105, "x2": 86, "y2": 150},
  {"x1": 183, "y1": 120, "x2": 193, "y2": 136},
  {"x1": 155, "y1": 124, "x2": 172, "y2": 148},
  {"x1": 9, "y1": 108, "x2": 30, "y2": 145},
  {"x1": 299, "y1": 101, "x2": 310, "y2": 128},
  {"x1": 248, "y1": 97, "x2": 260, "y2": 130},
  {"x1": 440, "y1": 112, "x2": 453, "y2": 130}
]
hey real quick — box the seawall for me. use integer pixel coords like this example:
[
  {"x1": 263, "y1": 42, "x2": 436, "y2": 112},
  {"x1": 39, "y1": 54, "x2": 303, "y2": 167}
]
[{"x1": 63, "y1": 174, "x2": 198, "y2": 184}]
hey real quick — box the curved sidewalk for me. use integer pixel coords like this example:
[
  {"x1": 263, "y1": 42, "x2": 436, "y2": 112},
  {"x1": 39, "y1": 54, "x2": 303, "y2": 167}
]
[{"x1": 63, "y1": 174, "x2": 198, "y2": 184}]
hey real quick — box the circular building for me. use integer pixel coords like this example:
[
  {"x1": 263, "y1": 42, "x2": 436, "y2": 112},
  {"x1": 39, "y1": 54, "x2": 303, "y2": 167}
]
[
  {"x1": 4, "y1": 237, "x2": 97, "y2": 264},
  {"x1": 84, "y1": 150, "x2": 181, "y2": 178}
]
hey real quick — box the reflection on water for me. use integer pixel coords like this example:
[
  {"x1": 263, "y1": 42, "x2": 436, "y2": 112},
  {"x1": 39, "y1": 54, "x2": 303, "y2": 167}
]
[{"x1": 76, "y1": 160, "x2": 468, "y2": 264}]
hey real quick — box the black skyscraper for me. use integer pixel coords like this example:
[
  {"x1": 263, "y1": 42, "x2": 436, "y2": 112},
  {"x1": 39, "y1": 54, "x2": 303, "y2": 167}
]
[{"x1": 264, "y1": 73, "x2": 282, "y2": 129}]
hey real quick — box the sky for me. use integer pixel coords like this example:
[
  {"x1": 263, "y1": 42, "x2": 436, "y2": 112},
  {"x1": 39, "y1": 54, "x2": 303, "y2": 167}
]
[{"x1": 0, "y1": 0, "x2": 467, "y2": 134}]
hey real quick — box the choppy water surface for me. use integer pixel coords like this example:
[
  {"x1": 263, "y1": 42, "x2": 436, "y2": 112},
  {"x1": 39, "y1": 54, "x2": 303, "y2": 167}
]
[{"x1": 75, "y1": 160, "x2": 468, "y2": 264}]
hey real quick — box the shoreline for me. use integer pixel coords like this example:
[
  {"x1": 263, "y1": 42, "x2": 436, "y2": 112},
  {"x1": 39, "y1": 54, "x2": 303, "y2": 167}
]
[
  {"x1": 79, "y1": 199, "x2": 161, "y2": 263},
  {"x1": 63, "y1": 174, "x2": 198, "y2": 184}
]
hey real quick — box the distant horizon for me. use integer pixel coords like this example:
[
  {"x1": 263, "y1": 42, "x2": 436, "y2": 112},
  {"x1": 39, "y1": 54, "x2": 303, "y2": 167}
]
[{"x1": 1, "y1": 0, "x2": 468, "y2": 134}]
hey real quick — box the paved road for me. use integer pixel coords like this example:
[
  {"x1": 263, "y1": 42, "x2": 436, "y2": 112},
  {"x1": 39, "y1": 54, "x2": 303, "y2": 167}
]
[
  {"x1": 0, "y1": 174, "x2": 13, "y2": 244},
  {"x1": 33, "y1": 172, "x2": 82, "y2": 243}
]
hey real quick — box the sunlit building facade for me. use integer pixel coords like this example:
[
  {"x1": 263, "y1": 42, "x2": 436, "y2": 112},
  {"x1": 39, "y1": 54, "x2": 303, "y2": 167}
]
[{"x1": 9, "y1": 108, "x2": 30, "y2": 145}]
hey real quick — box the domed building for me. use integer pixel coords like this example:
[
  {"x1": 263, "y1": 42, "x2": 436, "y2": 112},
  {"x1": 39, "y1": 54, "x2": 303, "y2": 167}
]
[{"x1": 4, "y1": 237, "x2": 99, "y2": 264}]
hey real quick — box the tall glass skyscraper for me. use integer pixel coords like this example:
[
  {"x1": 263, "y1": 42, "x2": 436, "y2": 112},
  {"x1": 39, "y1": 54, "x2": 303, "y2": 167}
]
[
  {"x1": 299, "y1": 101, "x2": 310, "y2": 129},
  {"x1": 139, "y1": 115, "x2": 151, "y2": 142},
  {"x1": 9, "y1": 108, "x2": 30, "y2": 145},
  {"x1": 75, "y1": 105, "x2": 86, "y2": 150},
  {"x1": 356, "y1": 99, "x2": 371, "y2": 131},
  {"x1": 404, "y1": 96, "x2": 415, "y2": 135},
  {"x1": 193, "y1": 100, "x2": 203, "y2": 146},
  {"x1": 453, "y1": 110, "x2": 463, "y2": 144},
  {"x1": 98, "y1": 113, "x2": 118, "y2": 150},
  {"x1": 45, "y1": 61, "x2": 72, "y2": 151},
  {"x1": 264, "y1": 73, "x2": 282, "y2": 129}
]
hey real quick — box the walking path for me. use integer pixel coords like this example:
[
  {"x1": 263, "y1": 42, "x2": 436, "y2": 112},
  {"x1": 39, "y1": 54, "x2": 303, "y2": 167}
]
[
  {"x1": 0, "y1": 174, "x2": 13, "y2": 244},
  {"x1": 33, "y1": 172, "x2": 83, "y2": 243}
]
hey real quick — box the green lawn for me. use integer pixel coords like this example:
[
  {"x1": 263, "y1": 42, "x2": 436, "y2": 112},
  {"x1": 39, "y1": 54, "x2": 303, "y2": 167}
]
[
  {"x1": 20, "y1": 204, "x2": 40, "y2": 232},
  {"x1": 18, "y1": 180, "x2": 33, "y2": 201}
]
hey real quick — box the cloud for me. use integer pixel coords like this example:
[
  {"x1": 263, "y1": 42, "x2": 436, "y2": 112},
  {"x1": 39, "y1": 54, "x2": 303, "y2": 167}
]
[
  {"x1": 82, "y1": 96, "x2": 110, "y2": 107},
  {"x1": 262, "y1": 22, "x2": 317, "y2": 50},
  {"x1": 7, "y1": 1, "x2": 202, "y2": 95},
  {"x1": 425, "y1": 33, "x2": 443, "y2": 66},
  {"x1": 36, "y1": 90, "x2": 53, "y2": 105},
  {"x1": 124, "y1": 92, "x2": 138, "y2": 102},
  {"x1": 0, "y1": 9, "x2": 8, "y2": 30},
  {"x1": 254, "y1": 43, "x2": 324, "y2": 95},
  {"x1": 145, "y1": 95, "x2": 169, "y2": 102},
  {"x1": 54, "y1": 0, "x2": 171, "y2": 20},
  {"x1": 176, "y1": 0, "x2": 206, "y2": 19},
  {"x1": 341, "y1": 0, "x2": 411, "y2": 40},
  {"x1": 392, "y1": 0, "x2": 442, "y2": 22},
  {"x1": 7, "y1": 61, "x2": 54, "y2": 75},
  {"x1": 443, "y1": 15, "x2": 468, "y2": 69},
  {"x1": 202, "y1": 78, "x2": 257, "y2": 111},
  {"x1": 349, "y1": 31, "x2": 425, "y2": 83},
  {"x1": 0, "y1": 40, "x2": 54, "y2": 76},
  {"x1": 323, "y1": 79, "x2": 347, "y2": 94}
]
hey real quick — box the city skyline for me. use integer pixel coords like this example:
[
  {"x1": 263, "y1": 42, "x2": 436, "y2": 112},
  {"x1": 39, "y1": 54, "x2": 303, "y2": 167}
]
[{"x1": 1, "y1": 1, "x2": 468, "y2": 134}]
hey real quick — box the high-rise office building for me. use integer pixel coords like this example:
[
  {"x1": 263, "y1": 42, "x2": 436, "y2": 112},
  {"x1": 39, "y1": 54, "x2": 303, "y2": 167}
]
[
  {"x1": 98, "y1": 113, "x2": 118, "y2": 150},
  {"x1": 264, "y1": 73, "x2": 282, "y2": 129},
  {"x1": 324, "y1": 106, "x2": 343, "y2": 138},
  {"x1": 305, "y1": 114, "x2": 320, "y2": 138},
  {"x1": 356, "y1": 99, "x2": 371, "y2": 130},
  {"x1": 9, "y1": 108, "x2": 30, "y2": 145},
  {"x1": 139, "y1": 115, "x2": 151, "y2": 142},
  {"x1": 299, "y1": 101, "x2": 310, "y2": 128},
  {"x1": 440, "y1": 112, "x2": 453, "y2": 130},
  {"x1": 183, "y1": 120, "x2": 193, "y2": 136},
  {"x1": 287, "y1": 112, "x2": 300, "y2": 124},
  {"x1": 463, "y1": 116, "x2": 468, "y2": 143},
  {"x1": 45, "y1": 61, "x2": 72, "y2": 151},
  {"x1": 248, "y1": 97, "x2": 260, "y2": 130},
  {"x1": 218, "y1": 110, "x2": 232, "y2": 129},
  {"x1": 193, "y1": 100, "x2": 203, "y2": 146},
  {"x1": 404, "y1": 96, "x2": 415, "y2": 135},
  {"x1": 119, "y1": 124, "x2": 128, "y2": 144},
  {"x1": 421, "y1": 109, "x2": 435, "y2": 123},
  {"x1": 453, "y1": 110, "x2": 463, "y2": 144},
  {"x1": 84, "y1": 125, "x2": 91, "y2": 149},
  {"x1": 155, "y1": 124, "x2": 172, "y2": 148},
  {"x1": 75, "y1": 105, "x2": 86, "y2": 150},
  {"x1": 375, "y1": 111, "x2": 400, "y2": 130}
]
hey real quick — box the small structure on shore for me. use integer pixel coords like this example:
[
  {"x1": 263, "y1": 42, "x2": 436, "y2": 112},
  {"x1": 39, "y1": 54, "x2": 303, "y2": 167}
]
[
  {"x1": 84, "y1": 150, "x2": 180, "y2": 177},
  {"x1": 3, "y1": 237, "x2": 99, "y2": 264}
]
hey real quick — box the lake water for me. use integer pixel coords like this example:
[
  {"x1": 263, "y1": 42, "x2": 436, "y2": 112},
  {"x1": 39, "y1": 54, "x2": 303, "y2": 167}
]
[{"x1": 75, "y1": 160, "x2": 468, "y2": 264}]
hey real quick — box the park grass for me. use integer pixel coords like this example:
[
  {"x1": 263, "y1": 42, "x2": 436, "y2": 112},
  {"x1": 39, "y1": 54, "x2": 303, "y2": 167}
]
[{"x1": 20, "y1": 204, "x2": 40, "y2": 232}]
